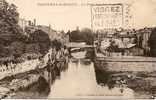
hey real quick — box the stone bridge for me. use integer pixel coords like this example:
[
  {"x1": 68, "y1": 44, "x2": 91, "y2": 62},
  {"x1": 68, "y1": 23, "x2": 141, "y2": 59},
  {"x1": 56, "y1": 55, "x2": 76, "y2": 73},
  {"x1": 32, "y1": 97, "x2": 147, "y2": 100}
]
[{"x1": 65, "y1": 42, "x2": 94, "y2": 53}]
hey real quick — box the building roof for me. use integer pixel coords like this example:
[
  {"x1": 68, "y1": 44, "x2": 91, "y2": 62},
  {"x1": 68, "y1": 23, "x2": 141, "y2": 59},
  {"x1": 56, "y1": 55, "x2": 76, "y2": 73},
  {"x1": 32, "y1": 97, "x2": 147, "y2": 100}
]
[{"x1": 113, "y1": 39, "x2": 136, "y2": 49}]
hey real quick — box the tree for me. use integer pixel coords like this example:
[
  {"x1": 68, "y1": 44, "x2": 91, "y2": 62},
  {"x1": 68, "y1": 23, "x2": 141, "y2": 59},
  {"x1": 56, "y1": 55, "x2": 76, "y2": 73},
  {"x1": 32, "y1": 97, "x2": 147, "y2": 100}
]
[
  {"x1": 11, "y1": 41, "x2": 25, "y2": 58},
  {"x1": 149, "y1": 28, "x2": 156, "y2": 57},
  {"x1": 51, "y1": 39, "x2": 62, "y2": 51},
  {"x1": 69, "y1": 28, "x2": 94, "y2": 45},
  {"x1": 0, "y1": 1, "x2": 20, "y2": 36},
  {"x1": 0, "y1": 0, "x2": 25, "y2": 57},
  {"x1": 81, "y1": 28, "x2": 94, "y2": 45},
  {"x1": 69, "y1": 30, "x2": 82, "y2": 42},
  {"x1": 27, "y1": 30, "x2": 51, "y2": 54},
  {"x1": 0, "y1": 0, "x2": 24, "y2": 43}
]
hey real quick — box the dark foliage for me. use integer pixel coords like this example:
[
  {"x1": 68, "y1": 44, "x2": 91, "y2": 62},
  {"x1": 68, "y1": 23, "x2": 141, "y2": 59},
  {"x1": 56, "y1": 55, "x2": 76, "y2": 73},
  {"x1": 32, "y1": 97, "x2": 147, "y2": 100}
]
[
  {"x1": 27, "y1": 30, "x2": 51, "y2": 55},
  {"x1": 51, "y1": 39, "x2": 62, "y2": 51},
  {"x1": 11, "y1": 41, "x2": 26, "y2": 58},
  {"x1": 0, "y1": 0, "x2": 25, "y2": 57},
  {"x1": 28, "y1": 30, "x2": 50, "y2": 43},
  {"x1": 69, "y1": 28, "x2": 94, "y2": 45},
  {"x1": 149, "y1": 28, "x2": 156, "y2": 57}
]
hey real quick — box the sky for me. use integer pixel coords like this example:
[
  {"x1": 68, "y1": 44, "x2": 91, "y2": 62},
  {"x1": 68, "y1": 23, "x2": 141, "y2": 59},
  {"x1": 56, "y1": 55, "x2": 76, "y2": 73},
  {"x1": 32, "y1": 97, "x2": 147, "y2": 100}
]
[{"x1": 6, "y1": 0, "x2": 156, "y2": 31}]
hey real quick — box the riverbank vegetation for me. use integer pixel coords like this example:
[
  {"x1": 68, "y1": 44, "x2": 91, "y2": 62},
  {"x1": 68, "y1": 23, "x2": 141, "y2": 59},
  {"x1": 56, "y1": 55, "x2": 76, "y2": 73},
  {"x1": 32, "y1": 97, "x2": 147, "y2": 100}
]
[
  {"x1": 68, "y1": 28, "x2": 94, "y2": 45},
  {"x1": 0, "y1": 0, "x2": 67, "y2": 65},
  {"x1": 149, "y1": 28, "x2": 156, "y2": 57}
]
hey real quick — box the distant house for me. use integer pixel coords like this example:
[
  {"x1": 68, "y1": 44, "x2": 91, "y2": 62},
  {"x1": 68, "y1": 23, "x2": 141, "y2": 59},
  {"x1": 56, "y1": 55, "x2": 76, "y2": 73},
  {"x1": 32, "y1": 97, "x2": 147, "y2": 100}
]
[
  {"x1": 19, "y1": 19, "x2": 36, "y2": 33},
  {"x1": 97, "y1": 28, "x2": 150, "y2": 56},
  {"x1": 104, "y1": 39, "x2": 144, "y2": 56},
  {"x1": 136, "y1": 28, "x2": 152, "y2": 56}
]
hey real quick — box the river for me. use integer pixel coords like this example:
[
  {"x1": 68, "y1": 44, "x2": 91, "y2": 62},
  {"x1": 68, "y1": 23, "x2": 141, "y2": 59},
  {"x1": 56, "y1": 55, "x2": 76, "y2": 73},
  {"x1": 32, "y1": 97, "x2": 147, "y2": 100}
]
[
  {"x1": 47, "y1": 51, "x2": 135, "y2": 99},
  {"x1": 48, "y1": 58, "x2": 135, "y2": 99},
  {"x1": 9, "y1": 51, "x2": 155, "y2": 99}
]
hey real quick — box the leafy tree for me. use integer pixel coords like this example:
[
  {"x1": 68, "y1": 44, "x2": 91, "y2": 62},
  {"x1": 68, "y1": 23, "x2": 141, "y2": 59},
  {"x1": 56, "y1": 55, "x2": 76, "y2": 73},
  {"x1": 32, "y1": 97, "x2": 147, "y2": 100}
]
[
  {"x1": 51, "y1": 39, "x2": 62, "y2": 51},
  {"x1": 27, "y1": 30, "x2": 51, "y2": 54},
  {"x1": 69, "y1": 30, "x2": 82, "y2": 42},
  {"x1": 28, "y1": 30, "x2": 50, "y2": 43},
  {"x1": 80, "y1": 28, "x2": 94, "y2": 45},
  {"x1": 0, "y1": 1, "x2": 21, "y2": 36},
  {"x1": 149, "y1": 28, "x2": 156, "y2": 57},
  {"x1": 25, "y1": 43, "x2": 40, "y2": 54},
  {"x1": 69, "y1": 28, "x2": 94, "y2": 45},
  {"x1": 11, "y1": 41, "x2": 25, "y2": 58},
  {"x1": 0, "y1": 0, "x2": 25, "y2": 57}
]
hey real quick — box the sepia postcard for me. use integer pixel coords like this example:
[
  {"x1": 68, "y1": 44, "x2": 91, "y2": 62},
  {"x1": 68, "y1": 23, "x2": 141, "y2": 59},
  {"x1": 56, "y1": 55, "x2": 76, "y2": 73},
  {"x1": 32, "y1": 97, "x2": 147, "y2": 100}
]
[{"x1": 0, "y1": 0, "x2": 156, "y2": 99}]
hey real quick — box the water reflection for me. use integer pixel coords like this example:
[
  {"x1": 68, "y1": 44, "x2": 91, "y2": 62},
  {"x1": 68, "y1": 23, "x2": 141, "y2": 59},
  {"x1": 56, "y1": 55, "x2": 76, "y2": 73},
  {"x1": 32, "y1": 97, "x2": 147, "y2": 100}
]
[
  {"x1": 94, "y1": 61, "x2": 155, "y2": 99},
  {"x1": 80, "y1": 59, "x2": 91, "y2": 65},
  {"x1": 8, "y1": 76, "x2": 50, "y2": 99},
  {"x1": 48, "y1": 58, "x2": 135, "y2": 98},
  {"x1": 95, "y1": 70, "x2": 114, "y2": 89},
  {"x1": 9, "y1": 51, "x2": 155, "y2": 99}
]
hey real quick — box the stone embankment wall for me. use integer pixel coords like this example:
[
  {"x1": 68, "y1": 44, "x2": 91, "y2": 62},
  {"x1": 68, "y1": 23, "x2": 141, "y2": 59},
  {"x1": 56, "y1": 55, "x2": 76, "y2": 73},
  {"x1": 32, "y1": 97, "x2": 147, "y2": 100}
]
[
  {"x1": 94, "y1": 56, "x2": 156, "y2": 72},
  {"x1": 0, "y1": 59, "x2": 40, "y2": 80},
  {"x1": 0, "y1": 55, "x2": 68, "y2": 99},
  {"x1": 94, "y1": 56, "x2": 156, "y2": 97}
]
